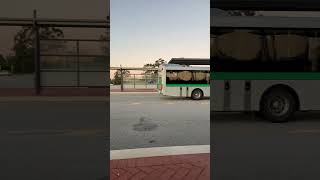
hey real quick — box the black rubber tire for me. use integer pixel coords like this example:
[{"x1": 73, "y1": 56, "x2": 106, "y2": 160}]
[
  {"x1": 260, "y1": 88, "x2": 296, "y2": 123},
  {"x1": 191, "y1": 89, "x2": 203, "y2": 100}
]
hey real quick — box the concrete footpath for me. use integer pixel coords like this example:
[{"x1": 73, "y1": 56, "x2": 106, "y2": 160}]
[{"x1": 110, "y1": 145, "x2": 210, "y2": 180}]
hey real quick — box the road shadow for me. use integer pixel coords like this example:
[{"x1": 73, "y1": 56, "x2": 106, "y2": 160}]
[
  {"x1": 211, "y1": 111, "x2": 320, "y2": 123},
  {"x1": 160, "y1": 96, "x2": 210, "y2": 101},
  {"x1": 211, "y1": 112, "x2": 263, "y2": 123},
  {"x1": 293, "y1": 111, "x2": 320, "y2": 122}
]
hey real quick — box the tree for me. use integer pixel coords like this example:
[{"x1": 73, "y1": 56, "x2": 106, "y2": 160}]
[
  {"x1": 154, "y1": 58, "x2": 166, "y2": 67},
  {"x1": 13, "y1": 26, "x2": 64, "y2": 52},
  {"x1": 10, "y1": 26, "x2": 64, "y2": 73},
  {"x1": 143, "y1": 63, "x2": 156, "y2": 74},
  {"x1": 112, "y1": 69, "x2": 130, "y2": 85},
  {"x1": 0, "y1": 54, "x2": 8, "y2": 71},
  {"x1": 143, "y1": 58, "x2": 167, "y2": 75}
]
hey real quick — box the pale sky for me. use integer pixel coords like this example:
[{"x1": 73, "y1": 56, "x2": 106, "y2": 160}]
[{"x1": 111, "y1": 0, "x2": 210, "y2": 67}]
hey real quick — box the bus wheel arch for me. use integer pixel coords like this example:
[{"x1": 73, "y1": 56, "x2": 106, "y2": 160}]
[
  {"x1": 259, "y1": 84, "x2": 300, "y2": 122},
  {"x1": 191, "y1": 88, "x2": 203, "y2": 100}
]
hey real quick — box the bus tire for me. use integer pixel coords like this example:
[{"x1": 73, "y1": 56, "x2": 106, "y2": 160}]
[
  {"x1": 191, "y1": 89, "x2": 203, "y2": 100},
  {"x1": 260, "y1": 87, "x2": 296, "y2": 123}
]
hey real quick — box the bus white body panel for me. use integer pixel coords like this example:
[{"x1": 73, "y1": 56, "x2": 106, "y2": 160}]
[
  {"x1": 162, "y1": 86, "x2": 210, "y2": 97},
  {"x1": 211, "y1": 80, "x2": 320, "y2": 111},
  {"x1": 159, "y1": 64, "x2": 210, "y2": 98}
]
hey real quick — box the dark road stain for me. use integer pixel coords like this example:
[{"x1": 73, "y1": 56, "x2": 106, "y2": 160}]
[{"x1": 133, "y1": 117, "x2": 158, "y2": 132}]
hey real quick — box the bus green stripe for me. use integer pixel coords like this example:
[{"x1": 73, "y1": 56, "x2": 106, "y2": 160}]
[
  {"x1": 210, "y1": 72, "x2": 320, "y2": 80},
  {"x1": 166, "y1": 84, "x2": 210, "y2": 87}
]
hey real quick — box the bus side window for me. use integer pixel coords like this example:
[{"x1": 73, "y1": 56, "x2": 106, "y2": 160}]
[
  {"x1": 166, "y1": 71, "x2": 178, "y2": 84},
  {"x1": 192, "y1": 71, "x2": 208, "y2": 84}
]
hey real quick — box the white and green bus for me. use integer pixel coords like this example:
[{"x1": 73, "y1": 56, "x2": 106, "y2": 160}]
[
  {"x1": 158, "y1": 63, "x2": 210, "y2": 100},
  {"x1": 211, "y1": 15, "x2": 320, "y2": 122}
]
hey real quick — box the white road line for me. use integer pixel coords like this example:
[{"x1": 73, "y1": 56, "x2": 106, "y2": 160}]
[
  {"x1": 164, "y1": 102, "x2": 175, "y2": 105},
  {"x1": 201, "y1": 102, "x2": 209, "y2": 105},
  {"x1": 110, "y1": 145, "x2": 210, "y2": 160},
  {"x1": 130, "y1": 102, "x2": 141, "y2": 105}
]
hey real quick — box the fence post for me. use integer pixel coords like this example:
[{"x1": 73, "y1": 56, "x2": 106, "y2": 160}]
[
  {"x1": 120, "y1": 66, "x2": 124, "y2": 92},
  {"x1": 156, "y1": 73, "x2": 158, "y2": 90},
  {"x1": 145, "y1": 73, "x2": 147, "y2": 88},
  {"x1": 76, "y1": 40, "x2": 80, "y2": 87},
  {"x1": 133, "y1": 74, "x2": 136, "y2": 89},
  {"x1": 33, "y1": 10, "x2": 41, "y2": 95}
]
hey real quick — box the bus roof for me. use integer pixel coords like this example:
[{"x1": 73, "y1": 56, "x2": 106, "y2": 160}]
[
  {"x1": 211, "y1": 0, "x2": 320, "y2": 11},
  {"x1": 211, "y1": 16, "x2": 320, "y2": 29},
  {"x1": 168, "y1": 58, "x2": 210, "y2": 65},
  {"x1": 161, "y1": 64, "x2": 210, "y2": 71}
]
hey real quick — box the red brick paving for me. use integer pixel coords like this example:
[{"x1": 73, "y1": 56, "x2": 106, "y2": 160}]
[{"x1": 110, "y1": 153, "x2": 210, "y2": 180}]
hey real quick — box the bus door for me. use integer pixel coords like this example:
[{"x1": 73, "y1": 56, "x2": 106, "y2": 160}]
[{"x1": 212, "y1": 80, "x2": 249, "y2": 111}]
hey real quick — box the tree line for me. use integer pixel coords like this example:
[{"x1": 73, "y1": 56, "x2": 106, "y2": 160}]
[{"x1": 0, "y1": 26, "x2": 64, "y2": 73}]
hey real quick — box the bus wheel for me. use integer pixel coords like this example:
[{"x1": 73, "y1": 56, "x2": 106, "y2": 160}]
[
  {"x1": 191, "y1": 89, "x2": 203, "y2": 100},
  {"x1": 260, "y1": 88, "x2": 296, "y2": 123}
]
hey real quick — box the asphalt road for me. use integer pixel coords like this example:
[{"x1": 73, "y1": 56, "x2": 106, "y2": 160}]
[
  {"x1": 212, "y1": 112, "x2": 320, "y2": 180},
  {"x1": 0, "y1": 100, "x2": 108, "y2": 180},
  {"x1": 5, "y1": 94, "x2": 320, "y2": 179},
  {"x1": 110, "y1": 93, "x2": 210, "y2": 150}
]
